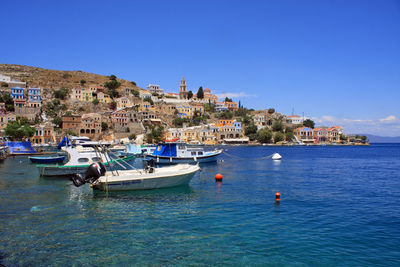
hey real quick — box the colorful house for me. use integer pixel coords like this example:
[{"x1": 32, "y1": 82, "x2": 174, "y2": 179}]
[
  {"x1": 294, "y1": 127, "x2": 314, "y2": 143},
  {"x1": 28, "y1": 88, "x2": 41, "y2": 108},
  {"x1": 215, "y1": 102, "x2": 228, "y2": 112},
  {"x1": 97, "y1": 92, "x2": 111, "y2": 103},
  {"x1": 203, "y1": 88, "x2": 218, "y2": 103},
  {"x1": 313, "y1": 128, "x2": 329, "y2": 143},
  {"x1": 224, "y1": 101, "x2": 238, "y2": 111},
  {"x1": 11, "y1": 87, "x2": 24, "y2": 99},
  {"x1": 30, "y1": 123, "x2": 55, "y2": 144},
  {"x1": 177, "y1": 105, "x2": 193, "y2": 118}
]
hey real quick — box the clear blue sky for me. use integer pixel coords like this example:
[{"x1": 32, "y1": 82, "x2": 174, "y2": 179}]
[{"x1": 1, "y1": 0, "x2": 400, "y2": 135}]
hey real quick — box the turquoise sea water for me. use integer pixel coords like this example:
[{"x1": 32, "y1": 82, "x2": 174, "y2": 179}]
[{"x1": 1, "y1": 144, "x2": 400, "y2": 266}]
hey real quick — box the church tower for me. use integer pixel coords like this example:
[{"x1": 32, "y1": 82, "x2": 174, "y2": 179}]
[{"x1": 179, "y1": 76, "x2": 188, "y2": 99}]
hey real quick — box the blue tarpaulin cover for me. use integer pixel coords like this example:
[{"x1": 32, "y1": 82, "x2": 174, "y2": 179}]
[
  {"x1": 5, "y1": 141, "x2": 37, "y2": 154},
  {"x1": 57, "y1": 136, "x2": 70, "y2": 149},
  {"x1": 152, "y1": 143, "x2": 177, "y2": 157}
]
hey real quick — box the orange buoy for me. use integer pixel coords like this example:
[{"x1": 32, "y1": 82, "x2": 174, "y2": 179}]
[
  {"x1": 215, "y1": 173, "x2": 223, "y2": 181},
  {"x1": 275, "y1": 192, "x2": 281, "y2": 202}
]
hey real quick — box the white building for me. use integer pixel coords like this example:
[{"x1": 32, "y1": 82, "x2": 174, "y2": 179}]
[
  {"x1": 286, "y1": 115, "x2": 304, "y2": 125},
  {"x1": 147, "y1": 84, "x2": 164, "y2": 94},
  {"x1": 0, "y1": 74, "x2": 26, "y2": 87}
]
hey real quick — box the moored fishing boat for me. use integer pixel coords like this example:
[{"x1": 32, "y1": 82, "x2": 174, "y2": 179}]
[
  {"x1": 146, "y1": 142, "x2": 222, "y2": 164},
  {"x1": 29, "y1": 155, "x2": 66, "y2": 164},
  {"x1": 71, "y1": 161, "x2": 200, "y2": 191},
  {"x1": 5, "y1": 141, "x2": 37, "y2": 155},
  {"x1": 37, "y1": 146, "x2": 135, "y2": 177}
]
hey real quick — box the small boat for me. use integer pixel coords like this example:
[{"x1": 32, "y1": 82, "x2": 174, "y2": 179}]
[
  {"x1": 146, "y1": 142, "x2": 222, "y2": 164},
  {"x1": 141, "y1": 144, "x2": 157, "y2": 155},
  {"x1": 116, "y1": 143, "x2": 144, "y2": 157},
  {"x1": 72, "y1": 162, "x2": 200, "y2": 191},
  {"x1": 5, "y1": 141, "x2": 37, "y2": 155},
  {"x1": 37, "y1": 146, "x2": 135, "y2": 177},
  {"x1": 29, "y1": 155, "x2": 66, "y2": 164}
]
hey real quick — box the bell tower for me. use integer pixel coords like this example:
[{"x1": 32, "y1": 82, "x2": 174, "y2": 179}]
[{"x1": 179, "y1": 76, "x2": 188, "y2": 99}]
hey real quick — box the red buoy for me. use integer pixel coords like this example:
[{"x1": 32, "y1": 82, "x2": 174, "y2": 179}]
[
  {"x1": 215, "y1": 173, "x2": 223, "y2": 181},
  {"x1": 275, "y1": 192, "x2": 281, "y2": 202}
]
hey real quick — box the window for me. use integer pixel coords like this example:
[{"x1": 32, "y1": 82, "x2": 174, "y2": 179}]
[
  {"x1": 191, "y1": 152, "x2": 196, "y2": 156},
  {"x1": 78, "y1": 158, "x2": 89, "y2": 163},
  {"x1": 198, "y1": 152, "x2": 203, "y2": 156}
]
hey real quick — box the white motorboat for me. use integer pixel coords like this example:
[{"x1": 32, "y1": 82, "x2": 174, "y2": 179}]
[
  {"x1": 37, "y1": 146, "x2": 135, "y2": 177},
  {"x1": 71, "y1": 162, "x2": 200, "y2": 191},
  {"x1": 145, "y1": 142, "x2": 222, "y2": 164}
]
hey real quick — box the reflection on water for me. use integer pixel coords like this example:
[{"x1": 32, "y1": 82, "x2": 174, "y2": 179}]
[{"x1": 1, "y1": 145, "x2": 400, "y2": 266}]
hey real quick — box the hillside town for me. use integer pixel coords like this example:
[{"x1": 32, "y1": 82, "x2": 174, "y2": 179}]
[{"x1": 0, "y1": 72, "x2": 367, "y2": 146}]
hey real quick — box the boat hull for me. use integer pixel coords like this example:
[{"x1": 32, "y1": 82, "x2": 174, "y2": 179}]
[
  {"x1": 146, "y1": 153, "x2": 220, "y2": 164},
  {"x1": 29, "y1": 156, "x2": 65, "y2": 164},
  {"x1": 37, "y1": 155, "x2": 136, "y2": 177},
  {"x1": 37, "y1": 165, "x2": 89, "y2": 177},
  {"x1": 92, "y1": 165, "x2": 199, "y2": 191}
]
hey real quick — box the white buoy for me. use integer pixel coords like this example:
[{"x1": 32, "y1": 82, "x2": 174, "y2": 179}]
[{"x1": 272, "y1": 153, "x2": 282, "y2": 160}]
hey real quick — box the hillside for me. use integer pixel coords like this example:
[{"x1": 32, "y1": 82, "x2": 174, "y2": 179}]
[{"x1": 0, "y1": 63, "x2": 141, "y2": 91}]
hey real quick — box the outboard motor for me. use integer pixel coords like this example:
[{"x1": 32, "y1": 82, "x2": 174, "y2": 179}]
[
  {"x1": 143, "y1": 158, "x2": 155, "y2": 173},
  {"x1": 71, "y1": 162, "x2": 106, "y2": 187}
]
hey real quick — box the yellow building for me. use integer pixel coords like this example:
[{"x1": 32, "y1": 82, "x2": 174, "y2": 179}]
[
  {"x1": 97, "y1": 92, "x2": 111, "y2": 103},
  {"x1": 116, "y1": 97, "x2": 133, "y2": 109}
]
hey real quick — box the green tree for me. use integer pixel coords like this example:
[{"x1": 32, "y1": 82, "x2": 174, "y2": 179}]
[
  {"x1": 131, "y1": 90, "x2": 140, "y2": 97},
  {"x1": 143, "y1": 96, "x2": 154, "y2": 105},
  {"x1": 224, "y1": 97, "x2": 233, "y2": 102},
  {"x1": 53, "y1": 88, "x2": 69, "y2": 100},
  {"x1": 92, "y1": 99, "x2": 99, "y2": 105},
  {"x1": 187, "y1": 91, "x2": 193, "y2": 99},
  {"x1": 303, "y1": 119, "x2": 315, "y2": 129},
  {"x1": 4, "y1": 121, "x2": 35, "y2": 140},
  {"x1": 80, "y1": 79, "x2": 86, "y2": 86},
  {"x1": 101, "y1": 122, "x2": 108, "y2": 131},
  {"x1": 257, "y1": 129, "x2": 273, "y2": 143},
  {"x1": 130, "y1": 81, "x2": 137, "y2": 86},
  {"x1": 340, "y1": 133, "x2": 347, "y2": 141},
  {"x1": 129, "y1": 133, "x2": 137, "y2": 140},
  {"x1": 104, "y1": 75, "x2": 121, "y2": 97},
  {"x1": 272, "y1": 121, "x2": 284, "y2": 132},
  {"x1": 204, "y1": 102, "x2": 215, "y2": 112},
  {"x1": 361, "y1": 135, "x2": 367, "y2": 141},
  {"x1": 274, "y1": 132, "x2": 285, "y2": 143},
  {"x1": 268, "y1": 108, "x2": 275, "y2": 114},
  {"x1": 216, "y1": 111, "x2": 233, "y2": 119},
  {"x1": 0, "y1": 93, "x2": 15, "y2": 111},
  {"x1": 196, "y1": 86, "x2": 204, "y2": 99},
  {"x1": 285, "y1": 132, "x2": 294, "y2": 141},
  {"x1": 245, "y1": 123, "x2": 258, "y2": 136},
  {"x1": 52, "y1": 116, "x2": 62, "y2": 128}
]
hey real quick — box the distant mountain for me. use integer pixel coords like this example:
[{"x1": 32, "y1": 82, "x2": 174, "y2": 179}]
[{"x1": 361, "y1": 134, "x2": 400, "y2": 143}]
